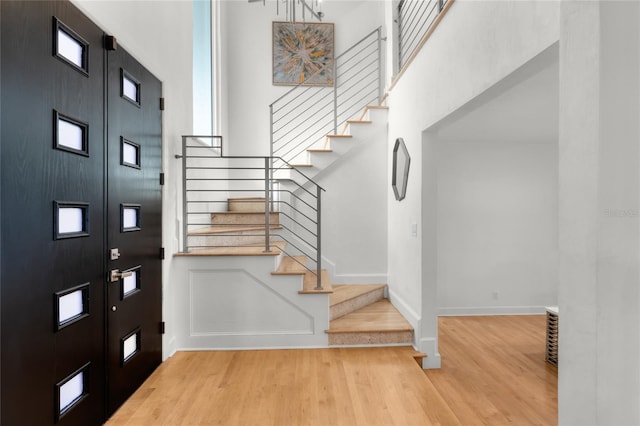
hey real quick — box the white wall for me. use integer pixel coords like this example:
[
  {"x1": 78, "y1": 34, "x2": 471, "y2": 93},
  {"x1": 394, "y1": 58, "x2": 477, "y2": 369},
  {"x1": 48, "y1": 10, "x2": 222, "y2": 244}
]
[
  {"x1": 315, "y1": 109, "x2": 389, "y2": 283},
  {"x1": 436, "y1": 140, "x2": 558, "y2": 315},
  {"x1": 71, "y1": 0, "x2": 194, "y2": 359},
  {"x1": 385, "y1": 0, "x2": 560, "y2": 367},
  {"x1": 219, "y1": 0, "x2": 385, "y2": 156},
  {"x1": 172, "y1": 254, "x2": 330, "y2": 350},
  {"x1": 559, "y1": 2, "x2": 640, "y2": 424}
]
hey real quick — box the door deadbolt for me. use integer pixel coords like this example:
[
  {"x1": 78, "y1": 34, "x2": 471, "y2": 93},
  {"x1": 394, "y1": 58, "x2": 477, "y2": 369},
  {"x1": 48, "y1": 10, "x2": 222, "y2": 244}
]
[
  {"x1": 110, "y1": 269, "x2": 133, "y2": 282},
  {"x1": 110, "y1": 248, "x2": 121, "y2": 260}
]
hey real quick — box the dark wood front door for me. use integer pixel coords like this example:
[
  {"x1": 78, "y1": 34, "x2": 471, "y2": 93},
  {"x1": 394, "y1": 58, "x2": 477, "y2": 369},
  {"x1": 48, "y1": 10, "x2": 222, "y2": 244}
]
[
  {"x1": 1, "y1": 2, "x2": 107, "y2": 424},
  {"x1": 105, "y1": 42, "x2": 163, "y2": 416},
  {"x1": 0, "y1": 1, "x2": 163, "y2": 423}
]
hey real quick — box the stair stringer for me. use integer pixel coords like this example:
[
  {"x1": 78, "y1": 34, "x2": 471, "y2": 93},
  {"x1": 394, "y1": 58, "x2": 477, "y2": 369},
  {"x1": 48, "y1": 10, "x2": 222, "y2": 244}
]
[{"x1": 173, "y1": 253, "x2": 330, "y2": 350}]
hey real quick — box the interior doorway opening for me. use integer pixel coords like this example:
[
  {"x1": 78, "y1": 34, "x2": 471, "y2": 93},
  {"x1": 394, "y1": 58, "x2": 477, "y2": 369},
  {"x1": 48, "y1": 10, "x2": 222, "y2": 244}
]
[{"x1": 421, "y1": 43, "x2": 560, "y2": 364}]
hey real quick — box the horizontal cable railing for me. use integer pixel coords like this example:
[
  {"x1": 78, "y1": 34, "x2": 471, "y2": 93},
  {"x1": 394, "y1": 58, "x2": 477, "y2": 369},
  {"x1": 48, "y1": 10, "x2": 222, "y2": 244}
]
[
  {"x1": 177, "y1": 135, "x2": 326, "y2": 290},
  {"x1": 270, "y1": 27, "x2": 384, "y2": 166},
  {"x1": 398, "y1": 0, "x2": 448, "y2": 71}
]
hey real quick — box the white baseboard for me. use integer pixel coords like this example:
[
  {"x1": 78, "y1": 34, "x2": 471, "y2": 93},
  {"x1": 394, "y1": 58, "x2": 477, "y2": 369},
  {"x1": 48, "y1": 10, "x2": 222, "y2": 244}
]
[
  {"x1": 438, "y1": 306, "x2": 548, "y2": 316},
  {"x1": 322, "y1": 257, "x2": 388, "y2": 284},
  {"x1": 164, "y1": 336, "x2": 177, "y2": 361},
  {"x1": 387, "y1": 288, "x2": 420, "y2": 331},
  {"x1": 177, "y1": 344, "x2": 331, "y2": 352},
  {"x1": 331, "y1": 273, "x2": 389, "y2": 284}
]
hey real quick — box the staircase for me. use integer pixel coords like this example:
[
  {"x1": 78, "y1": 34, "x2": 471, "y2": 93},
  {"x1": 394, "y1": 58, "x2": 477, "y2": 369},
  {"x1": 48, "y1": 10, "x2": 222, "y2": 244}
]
[
  {"x1": 176, "y1": 99, "x2": 414, "y2": 351},
  {"x1": 172, "y1": 7, "x2": 466, "y2": 355},
  {"x1": 183, "y1": 191, "x2": 414, "y2": 347}
]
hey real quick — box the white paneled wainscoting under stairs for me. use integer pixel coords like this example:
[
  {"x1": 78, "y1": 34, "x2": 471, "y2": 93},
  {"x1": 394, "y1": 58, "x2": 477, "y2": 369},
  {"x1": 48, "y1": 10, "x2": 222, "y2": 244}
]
[{"x1": 171, "y1": 104, "x2": 420, "y2": 354}]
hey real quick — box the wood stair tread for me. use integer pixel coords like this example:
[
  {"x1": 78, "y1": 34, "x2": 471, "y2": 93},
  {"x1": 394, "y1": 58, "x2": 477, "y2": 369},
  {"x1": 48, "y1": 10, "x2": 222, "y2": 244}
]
[
  {"x1": 367, "y1": 105, "x2": 389, "y2": 109},
  {"x1": 327, "y1": 300, "x2": 413, "y2": 333},
  {"x1": 346, "y1": 120, "x2": 372, "y2": 124},
  {"x1": 212, "y1": 211, "x2": 278, "y2": 215},
  {"x1": 227, "y1": 197, "x2": 265, "y2": 201},
  {"x1": 326, "y1": 134, "x2": 353, "y2": 138},
  {"x1": 330, "y1": 284, "x2": 386, "y2": 307},
  {"x1": 307, "y1": 148, "x2": 333, "y2": 152},
  {"x1": 410, "y1": 349, "x2": 428, "y2": 366},
  {"x1": 290, "y1": 163, "x2": 313, "y2": 168}
]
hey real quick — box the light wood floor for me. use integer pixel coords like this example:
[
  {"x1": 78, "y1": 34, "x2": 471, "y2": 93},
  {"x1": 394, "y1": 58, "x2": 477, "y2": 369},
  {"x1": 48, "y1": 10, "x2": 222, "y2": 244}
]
[
  {"x1": 107, "y1": 316, "x2": 557, "y2": 425},
  {"x1": 425, "y1": 316, "x2": 558, "y2": 425}
]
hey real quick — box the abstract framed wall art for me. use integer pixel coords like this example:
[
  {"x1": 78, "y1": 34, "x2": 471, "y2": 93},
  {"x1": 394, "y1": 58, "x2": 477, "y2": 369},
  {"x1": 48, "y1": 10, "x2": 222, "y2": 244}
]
[{"x1": 272, "y1": 21, "x2": 335, "y2": 86}]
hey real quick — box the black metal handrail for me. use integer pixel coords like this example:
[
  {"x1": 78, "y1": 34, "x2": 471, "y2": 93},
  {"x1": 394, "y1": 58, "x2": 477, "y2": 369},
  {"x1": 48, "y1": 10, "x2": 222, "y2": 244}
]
[{"x1": 177, "y1": 135, "x2": 325, "y2": 290}]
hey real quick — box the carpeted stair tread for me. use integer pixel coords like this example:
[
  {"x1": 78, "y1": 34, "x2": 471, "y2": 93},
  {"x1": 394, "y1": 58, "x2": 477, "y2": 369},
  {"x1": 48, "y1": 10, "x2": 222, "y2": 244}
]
[
  {"x1": 330, "y1": 284, "x2": 386, "y2": 307},
  {"x1": 189, "y1": 224, "x2": 281, "y2": 235},
  {"x1": 327, "y1": 300, "x2": 413, "y2": 334},
  {"x1": 227, "y1": 197, "x2": 267, "y2": 212},
  {"x1": 175, "y1": 241, "x2": 286, "y2": 257}
]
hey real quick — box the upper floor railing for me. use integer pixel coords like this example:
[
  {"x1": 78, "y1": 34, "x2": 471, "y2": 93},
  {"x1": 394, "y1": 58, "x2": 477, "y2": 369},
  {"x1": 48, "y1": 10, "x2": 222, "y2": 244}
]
[
  {"x1": 397, "y1": 0, "x2": 450, "y2": 71},
  {"x1": 270, "y1": 27, "x2": 384, "y2": 166}
]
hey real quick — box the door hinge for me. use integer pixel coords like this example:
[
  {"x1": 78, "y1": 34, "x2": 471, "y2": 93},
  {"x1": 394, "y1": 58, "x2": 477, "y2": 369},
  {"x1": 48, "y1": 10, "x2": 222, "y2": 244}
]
[
  {"x1": 160, "y1": 321, "x2": 166, "y2": 334},
  {"x1": 160, "y1": 172, "x2": 165, "y2": 186},
  {"x1": 104, "y1": 35, "x2": 117, "y2": 51},
  {"x1": 160, "y1": 247, "x2": 165, "y2": 260},
  {"x1": 160, "y1": 97, "x2": 165, "y2": 111}
]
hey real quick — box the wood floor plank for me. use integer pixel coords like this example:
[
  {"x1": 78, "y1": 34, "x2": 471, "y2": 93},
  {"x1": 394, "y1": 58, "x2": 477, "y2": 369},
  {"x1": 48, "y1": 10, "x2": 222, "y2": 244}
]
[
  {"x1": 424, "y1": 316, "x2": 558, "y2": 426},
  {"x1": 107, "y1": 316, "x2": 558, "y2": 426},
  {"x1": 107, "y1": 347, "x2": 458, "y2": 425}
]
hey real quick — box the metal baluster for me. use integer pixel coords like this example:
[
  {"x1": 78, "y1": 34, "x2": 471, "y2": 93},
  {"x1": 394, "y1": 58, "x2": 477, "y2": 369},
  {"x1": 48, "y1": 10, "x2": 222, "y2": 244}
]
[
  {"x1": 398, "y1": 1, "x2": 404, "y2": 70},
  {"x1": 264, "y1": 157, "x2": 271, "y2": 253},
  {"x1": 333, "y1": 59, "x2": 338, "y2": 135},
  {"x1": 315, "y1": 185, "x2": 323, "y2": 290},
  {"x1": 377, "y1": 27, "x2": 383, "y2": 104},
  {"x1": 269, "y1": 104, "x2": 274, "y2": 159},
  {"x1": 181, "y1": 136, "x2": 188, "y2": 252}
]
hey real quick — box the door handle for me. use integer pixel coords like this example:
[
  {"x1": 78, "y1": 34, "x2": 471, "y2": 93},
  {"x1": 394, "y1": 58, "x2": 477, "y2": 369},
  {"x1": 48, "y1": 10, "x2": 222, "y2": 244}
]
[{"x1": 110, "y1": 269, "x2": 133, "y2": 282}]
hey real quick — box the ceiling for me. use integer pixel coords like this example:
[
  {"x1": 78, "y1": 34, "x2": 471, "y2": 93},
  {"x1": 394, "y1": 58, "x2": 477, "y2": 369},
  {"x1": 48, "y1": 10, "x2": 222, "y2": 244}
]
[{"x1": 430, "y1": 47, "x2": 559, "y2": 144}]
